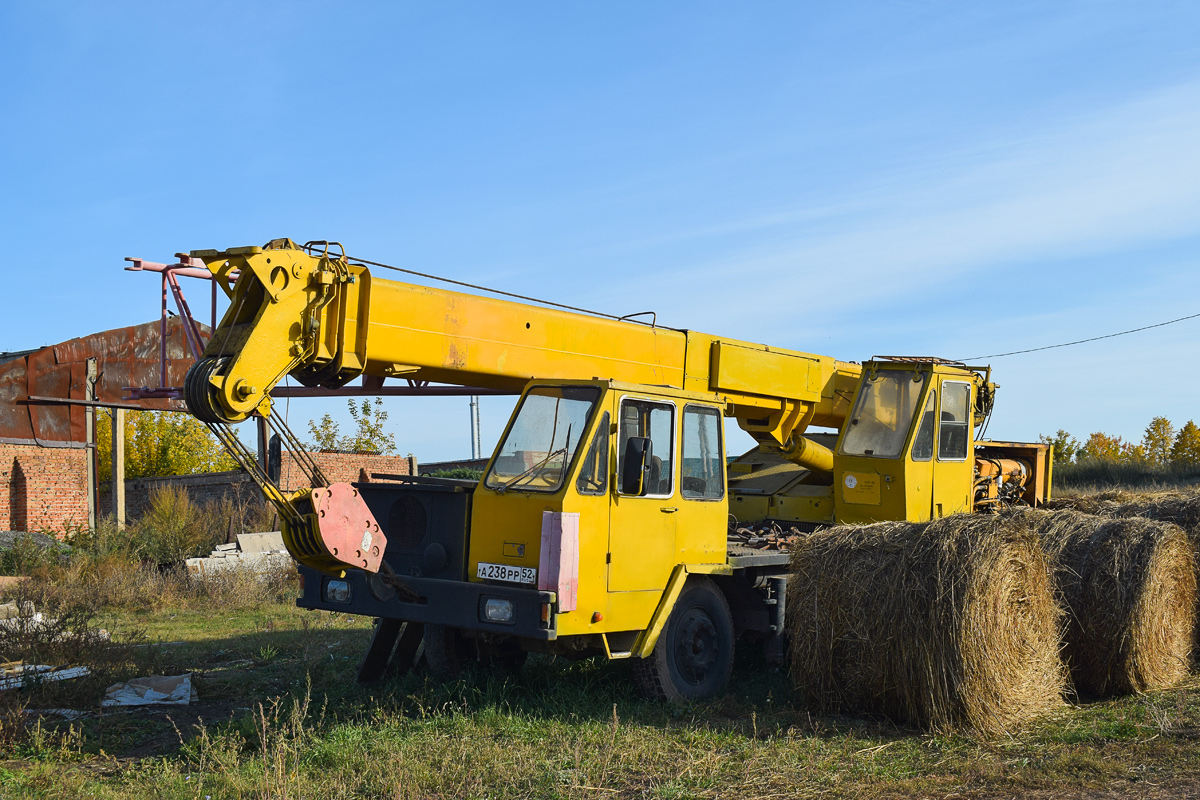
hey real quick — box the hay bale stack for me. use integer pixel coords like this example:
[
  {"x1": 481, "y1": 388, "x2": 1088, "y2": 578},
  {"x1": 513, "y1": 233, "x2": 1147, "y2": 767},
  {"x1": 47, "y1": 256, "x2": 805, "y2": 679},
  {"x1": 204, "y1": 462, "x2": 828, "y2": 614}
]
[
  {"x1": 1017, "y1": 509, "x2": 1196, "y2": 695},
  {"x1": 787, "y1": 515, "x2": 1064, "y2": 735},
  {"x1": 1114, "y1": 491, "x2": 1200, "y2": 533},
  {"x1": 1042, "y1": 491, "x2": 1200, "y2": 661}
]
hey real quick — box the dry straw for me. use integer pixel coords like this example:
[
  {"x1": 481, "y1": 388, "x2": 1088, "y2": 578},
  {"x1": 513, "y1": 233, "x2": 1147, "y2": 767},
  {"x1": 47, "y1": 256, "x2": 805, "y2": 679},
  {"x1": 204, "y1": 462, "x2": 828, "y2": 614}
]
[
  {"x1": 1014, "y1": 509, "x2": 1195, "y2": 697},
  {"x1": 787, "y1": 515, "x2": 1064, "y2": 736},
  {"x1": 1049, "y1": 491, "x2": 1200, "y2": 660}
]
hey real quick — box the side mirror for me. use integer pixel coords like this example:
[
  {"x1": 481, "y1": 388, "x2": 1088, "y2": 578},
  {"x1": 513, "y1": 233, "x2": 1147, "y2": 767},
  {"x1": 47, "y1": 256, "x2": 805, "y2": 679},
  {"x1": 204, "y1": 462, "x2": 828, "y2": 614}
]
[{"x1": 621, "y1": 437, "x2": 653, "y2": 495}]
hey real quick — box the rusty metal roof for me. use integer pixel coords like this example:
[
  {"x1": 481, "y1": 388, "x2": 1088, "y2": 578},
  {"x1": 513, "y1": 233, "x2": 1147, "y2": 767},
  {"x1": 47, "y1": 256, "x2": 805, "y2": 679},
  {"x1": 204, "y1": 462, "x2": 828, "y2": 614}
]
[
  {"x1": 0, "y1": 349, "x2": 39, "y2": 368},
  {"x1": 0, "y1": 319, "x2": 206, "y2": 446}
]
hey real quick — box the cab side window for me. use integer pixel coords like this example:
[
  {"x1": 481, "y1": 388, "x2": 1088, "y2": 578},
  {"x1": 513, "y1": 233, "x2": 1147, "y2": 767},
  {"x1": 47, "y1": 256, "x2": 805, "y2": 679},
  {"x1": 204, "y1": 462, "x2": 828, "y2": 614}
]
[
  {"x1": 575, "y1": 412, "x2": 610, "y2": 496},
  {"x1": 681, "y1": 405, "x2": 724, "y2": 499},
  {"x1": 911, "y1": 390, "x2": 936, "y2": 461},
  {"x1": 618, "y1": 399, "x2": 674, "y2": 496},
  {"x1": 938, "y1": 382, "x2": 971, "y2": 461}
]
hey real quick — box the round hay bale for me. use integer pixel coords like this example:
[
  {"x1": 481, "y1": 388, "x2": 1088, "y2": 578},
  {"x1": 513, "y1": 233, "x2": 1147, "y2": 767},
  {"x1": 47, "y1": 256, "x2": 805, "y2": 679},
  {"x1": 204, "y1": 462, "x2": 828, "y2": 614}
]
[
  {"x1": 1017, "y1": 509, "x2": 1196, "y2": 695},
  {"x1": 786, "y1": 515, "x2": 1064, "y2": 735}
]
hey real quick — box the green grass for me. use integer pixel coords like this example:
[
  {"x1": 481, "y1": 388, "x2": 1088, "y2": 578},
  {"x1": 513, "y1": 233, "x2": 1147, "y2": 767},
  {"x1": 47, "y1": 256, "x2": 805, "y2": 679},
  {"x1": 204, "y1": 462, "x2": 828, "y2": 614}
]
[
  {"x1": 4, "y1": 478, "x2": 1200, "y2": 798},
  {"x1": 1, "y1": 593, "x2": 1199, "y2": 799}
]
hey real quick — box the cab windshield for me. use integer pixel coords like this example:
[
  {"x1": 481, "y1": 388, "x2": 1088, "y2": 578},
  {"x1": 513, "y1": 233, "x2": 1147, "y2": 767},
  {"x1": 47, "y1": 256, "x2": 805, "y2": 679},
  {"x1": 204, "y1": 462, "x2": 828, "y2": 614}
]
[
  {"x1": 484, "y1": 386, "x2": 600, "y2": 493},
  {"x1": 840, "y1": 370, "x2": 925, "y2": 458}
]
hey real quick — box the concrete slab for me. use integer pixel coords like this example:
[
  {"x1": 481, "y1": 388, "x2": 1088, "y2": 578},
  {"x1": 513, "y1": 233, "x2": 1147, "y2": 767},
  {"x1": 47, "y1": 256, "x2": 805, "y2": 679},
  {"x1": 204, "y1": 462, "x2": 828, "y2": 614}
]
[{"x1": 236, "y1": 531, "x2": 286, "y2": 554}]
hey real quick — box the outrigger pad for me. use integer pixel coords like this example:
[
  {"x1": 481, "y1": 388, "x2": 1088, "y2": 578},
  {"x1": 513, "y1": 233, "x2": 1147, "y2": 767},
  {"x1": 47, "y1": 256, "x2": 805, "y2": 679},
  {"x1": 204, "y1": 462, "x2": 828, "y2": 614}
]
[{"x1": 311, "y1": 483, "x2": 388, "y2": 573}]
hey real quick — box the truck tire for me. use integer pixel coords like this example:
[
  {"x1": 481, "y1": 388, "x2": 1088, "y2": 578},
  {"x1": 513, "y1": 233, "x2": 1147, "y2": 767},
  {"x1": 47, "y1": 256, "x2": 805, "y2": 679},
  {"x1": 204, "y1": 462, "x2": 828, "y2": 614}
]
[
  {"x1": 478, "y1": 636, "x2": 528, "y2": 672},
  {"x1": 423, "y1": 624, "x2": 468, "y2": 676},
  {"x1": 633, "y1": 577, "x2": 734, "y2": 702},
  {"x1": 424, "y1": 626, "x2": 528, "y2": 675}
]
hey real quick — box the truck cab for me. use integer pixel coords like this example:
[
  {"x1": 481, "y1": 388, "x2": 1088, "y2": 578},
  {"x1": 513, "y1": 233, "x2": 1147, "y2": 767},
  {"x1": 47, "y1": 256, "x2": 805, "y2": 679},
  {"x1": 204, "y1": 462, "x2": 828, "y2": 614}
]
[{"x1": 298, "y1": 379, "x2": 760, "y2": 699}]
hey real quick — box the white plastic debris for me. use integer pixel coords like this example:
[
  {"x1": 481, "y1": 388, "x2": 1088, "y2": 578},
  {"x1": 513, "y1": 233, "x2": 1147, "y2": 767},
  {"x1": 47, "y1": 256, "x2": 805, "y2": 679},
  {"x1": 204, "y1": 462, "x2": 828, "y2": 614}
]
[
  {"x1": 102, "y1": 673, "x2": 197, "y2": 706},
  {"x1": 0, "y1": 663, "x2": 90, "y2": 690}
]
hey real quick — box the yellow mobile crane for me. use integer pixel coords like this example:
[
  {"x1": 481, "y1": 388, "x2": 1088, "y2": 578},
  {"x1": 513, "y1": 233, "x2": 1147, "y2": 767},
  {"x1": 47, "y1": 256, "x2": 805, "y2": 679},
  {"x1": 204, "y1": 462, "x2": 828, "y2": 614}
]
[{"x1": 182, "y1": 239, "x2": 1050, "y2": 699}]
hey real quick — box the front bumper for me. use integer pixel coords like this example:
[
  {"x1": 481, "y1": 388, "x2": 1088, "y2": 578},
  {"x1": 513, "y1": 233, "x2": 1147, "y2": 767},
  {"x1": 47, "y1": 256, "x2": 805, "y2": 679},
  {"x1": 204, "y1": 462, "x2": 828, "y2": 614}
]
[{"x1": 297, "y1": 566, "x2": 558, "y2": 640}]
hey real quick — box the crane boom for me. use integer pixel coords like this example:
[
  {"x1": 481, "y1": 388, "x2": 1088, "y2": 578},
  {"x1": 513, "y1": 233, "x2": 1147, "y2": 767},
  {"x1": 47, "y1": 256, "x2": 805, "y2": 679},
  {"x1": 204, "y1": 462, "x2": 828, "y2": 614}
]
[{"x1": 186, "y1": 239, "x2": 859, "y2": 458}]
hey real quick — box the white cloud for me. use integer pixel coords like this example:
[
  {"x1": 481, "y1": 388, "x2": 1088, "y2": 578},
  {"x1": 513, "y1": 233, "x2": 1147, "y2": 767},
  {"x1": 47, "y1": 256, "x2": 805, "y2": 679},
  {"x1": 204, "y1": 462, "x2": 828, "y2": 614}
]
[{"x1": 614, "y1": 78, "x2": 1200, "y2": 332}]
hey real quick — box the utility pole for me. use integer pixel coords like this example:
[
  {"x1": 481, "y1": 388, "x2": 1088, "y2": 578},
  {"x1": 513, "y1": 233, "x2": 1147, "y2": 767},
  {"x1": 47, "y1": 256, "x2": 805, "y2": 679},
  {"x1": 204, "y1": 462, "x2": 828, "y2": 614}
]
[
  {"x1": 112, "y1": 408, "x2": 126, "y2": 530},
  {"x1": 469, "y1": 395, "x2": 481, "y2": 460},
  {"x1": 85, "y1": 358, "x2": 98, "y2": 530}
]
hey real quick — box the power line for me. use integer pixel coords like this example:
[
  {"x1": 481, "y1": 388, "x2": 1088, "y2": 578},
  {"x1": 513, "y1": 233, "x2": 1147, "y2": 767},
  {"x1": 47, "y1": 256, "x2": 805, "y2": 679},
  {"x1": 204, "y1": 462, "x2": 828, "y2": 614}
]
[{"x1": 959, "y1": 310, "x2": 1200, "y2": 361}]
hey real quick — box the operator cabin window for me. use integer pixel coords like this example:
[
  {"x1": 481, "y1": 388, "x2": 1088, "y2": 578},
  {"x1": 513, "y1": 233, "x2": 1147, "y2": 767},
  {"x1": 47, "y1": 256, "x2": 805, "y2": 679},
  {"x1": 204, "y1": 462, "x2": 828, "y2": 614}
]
[
  {"x1": 681, "y1": 405, "x2": 724, "y2": 500},
  {"x1": 938, "y1": 381, "x2": 971, "y2": 461},
  {"x1": 617, "y1": 398, "x2": 674, "y2": 496},
  {"x1": 840, "y1": 370, "x2": 925, "y2": 458},
  {"x1": 484, "y1": 386, "x2": 599, "y2": 493}
]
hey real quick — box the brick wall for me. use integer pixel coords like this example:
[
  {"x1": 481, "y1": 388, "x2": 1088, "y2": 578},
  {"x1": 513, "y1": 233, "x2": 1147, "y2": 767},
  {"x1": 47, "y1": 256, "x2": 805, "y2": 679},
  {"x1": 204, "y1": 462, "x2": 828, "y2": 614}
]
[
  {"x1": 112, "y1": 470, "x2": 261, "y2": 521},
  {"x1": 418, "y1": 457, "x2": 488, "y2": 476},
  {"x1": 115, "y1": 450, "x2": 417, "y2": 521},
  {"x1": 0, "y1": 443, "x2": 88, "y2": 534},
  {"x1": 277, "y1": 451, "x2": 417, "y2": 491}
]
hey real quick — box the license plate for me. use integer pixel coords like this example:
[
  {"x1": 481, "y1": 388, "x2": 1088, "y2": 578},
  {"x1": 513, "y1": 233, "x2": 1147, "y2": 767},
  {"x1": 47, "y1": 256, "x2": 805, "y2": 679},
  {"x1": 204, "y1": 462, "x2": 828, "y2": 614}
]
[{"x1": 477, "y1": 562, "x2": 536, "y2": 585}]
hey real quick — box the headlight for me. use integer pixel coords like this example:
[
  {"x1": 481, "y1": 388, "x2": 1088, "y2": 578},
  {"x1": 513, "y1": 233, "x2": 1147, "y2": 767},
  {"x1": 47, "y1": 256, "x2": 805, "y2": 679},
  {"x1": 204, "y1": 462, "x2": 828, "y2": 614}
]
[
  {"x1": 481, "y1": 597, "x2": 515, "y2": 624},
  {"x1": 323, "y1": 579, "x2": 352, "y2": 604}
]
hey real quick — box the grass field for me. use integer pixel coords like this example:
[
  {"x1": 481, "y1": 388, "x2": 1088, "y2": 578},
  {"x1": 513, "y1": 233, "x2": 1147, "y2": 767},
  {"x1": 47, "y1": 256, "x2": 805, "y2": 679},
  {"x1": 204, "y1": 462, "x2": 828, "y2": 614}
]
[
  {"x1": 0, "y1": 589, "x2": 1199, "y2": 799},
  {"x1": 3, "y1": 479, "x2": 1200, "y2": 799}
]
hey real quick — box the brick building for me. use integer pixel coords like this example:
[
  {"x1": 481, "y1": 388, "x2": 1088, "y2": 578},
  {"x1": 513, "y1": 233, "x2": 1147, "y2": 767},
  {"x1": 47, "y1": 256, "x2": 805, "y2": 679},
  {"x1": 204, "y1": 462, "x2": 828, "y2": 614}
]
[
  {"x1": 0, "y1": 443, "x2": 89, "y2": 532},
  {"x1": 0, "y1": 319, "x2": 198, "y2": 535},
  {"x1": 3, "y1": 320, "x2": 422, "y2": 535}
]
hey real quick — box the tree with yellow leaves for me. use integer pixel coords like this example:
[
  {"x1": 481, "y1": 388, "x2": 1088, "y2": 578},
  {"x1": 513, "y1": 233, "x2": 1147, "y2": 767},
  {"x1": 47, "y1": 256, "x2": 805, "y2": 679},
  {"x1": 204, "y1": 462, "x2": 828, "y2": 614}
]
[
  {"x1": 95, "y1": 410, "x2": 238, "y2": 481},
  {"x1": 1171, "y1": 420, "x2": 1200, "y2": 467}
]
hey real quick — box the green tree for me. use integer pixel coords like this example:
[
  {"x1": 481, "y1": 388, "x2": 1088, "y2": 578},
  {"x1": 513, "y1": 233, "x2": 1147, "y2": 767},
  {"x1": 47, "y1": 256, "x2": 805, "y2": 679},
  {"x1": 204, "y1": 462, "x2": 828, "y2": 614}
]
[
  {"x1": 1141, "y1": 416, "x2": 1176, "y2": 466},
  {"x1": 1171, "y1": 420, "x2": 1200, "y2": 466},
  {"x1": 307, "y1": 398, "x2": 397, "y2": 454},
  {"x1": 1039, "y1": 429, "x2": 1080, "y2": 464},
  {"x1": 307, "y1": 412, "x2": 342, "y2": 452},
  {"x1": 1078, "y1": 431, "x2": 1125, "y2": 463},
  {"x1": 95, "y1": 410, "x2": 238, "y2": 481}
]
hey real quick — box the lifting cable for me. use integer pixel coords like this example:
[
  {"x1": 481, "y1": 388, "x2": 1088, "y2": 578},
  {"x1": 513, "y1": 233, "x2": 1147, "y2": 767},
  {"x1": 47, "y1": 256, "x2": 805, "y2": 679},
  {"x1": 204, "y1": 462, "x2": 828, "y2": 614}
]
[
  {"x1": 958, "y1": 310, "x2": 1200, "y2": 361},
  {"x1": 333, "y1": 250, "x2": 681, "y2": 330}
]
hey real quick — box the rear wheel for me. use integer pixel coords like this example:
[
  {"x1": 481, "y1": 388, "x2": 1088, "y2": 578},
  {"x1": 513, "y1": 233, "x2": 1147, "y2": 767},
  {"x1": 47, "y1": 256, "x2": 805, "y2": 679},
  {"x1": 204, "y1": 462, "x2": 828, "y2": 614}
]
[{"x1": 633, "y1": 577, "x2": 734, "y2": 702}]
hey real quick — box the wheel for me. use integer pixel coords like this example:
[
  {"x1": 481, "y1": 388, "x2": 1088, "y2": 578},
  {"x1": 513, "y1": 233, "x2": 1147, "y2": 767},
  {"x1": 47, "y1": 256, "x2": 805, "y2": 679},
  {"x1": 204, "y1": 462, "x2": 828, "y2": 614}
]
[
  {"x1": 479, "y1": 635, "x2": 528, "y2": 672},
  {"x1": 633, "y1": 577, "x2": 734, "y2": 702},
  {"x1": 423, "y1": 624, "x2": 470, "y2": 676},
  {"x1": 423, "y1": 626, "x2": 528, "y2": 676}
]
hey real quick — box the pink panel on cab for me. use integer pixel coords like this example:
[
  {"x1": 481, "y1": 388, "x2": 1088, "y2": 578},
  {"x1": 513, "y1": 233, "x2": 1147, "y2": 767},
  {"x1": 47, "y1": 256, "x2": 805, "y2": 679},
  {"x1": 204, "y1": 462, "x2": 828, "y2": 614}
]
[{"x1": 538, "y1": 511, "x2": 579, "y2": 612}]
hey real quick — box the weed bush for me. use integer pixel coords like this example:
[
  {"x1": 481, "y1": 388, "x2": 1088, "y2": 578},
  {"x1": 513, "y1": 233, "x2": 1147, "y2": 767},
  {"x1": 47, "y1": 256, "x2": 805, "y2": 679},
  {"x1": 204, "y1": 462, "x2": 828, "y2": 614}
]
[
  {"x1": 125, "y1": 485, "x2": 220, "y2": 566},
  {"x1": 0, "y1": 534, "x2": 67, "y2": 575},
  {"x1": 0, "y1": 579, "x2": 148, "y2": 721},
  {"x1": 0, "y1": 488, "x2": 297, "y2": 614},
  {"x1": 1055, "y1": 460, "x2": 1200, "y2": 494}
]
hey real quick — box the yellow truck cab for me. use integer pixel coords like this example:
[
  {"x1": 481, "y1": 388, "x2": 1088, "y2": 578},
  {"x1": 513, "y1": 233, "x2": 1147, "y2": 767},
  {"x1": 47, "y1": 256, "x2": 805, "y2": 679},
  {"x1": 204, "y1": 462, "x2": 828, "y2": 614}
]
[{"x1": 298, "y1": 379, "x2": 789, "y2": 700}]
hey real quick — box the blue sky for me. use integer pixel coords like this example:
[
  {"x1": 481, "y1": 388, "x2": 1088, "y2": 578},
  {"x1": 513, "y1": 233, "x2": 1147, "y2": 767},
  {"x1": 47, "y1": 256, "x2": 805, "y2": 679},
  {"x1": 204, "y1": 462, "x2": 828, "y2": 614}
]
[{"x1": 3, "y1": 2, "x2": 1199, "y2": 461}]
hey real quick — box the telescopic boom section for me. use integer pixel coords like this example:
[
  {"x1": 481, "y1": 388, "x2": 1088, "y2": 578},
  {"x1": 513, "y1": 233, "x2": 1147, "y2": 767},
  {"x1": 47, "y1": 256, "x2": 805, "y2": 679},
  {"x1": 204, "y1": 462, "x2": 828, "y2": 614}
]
[{"x1": 184, "y1": 239, "x2": 859, "y2": 464}]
